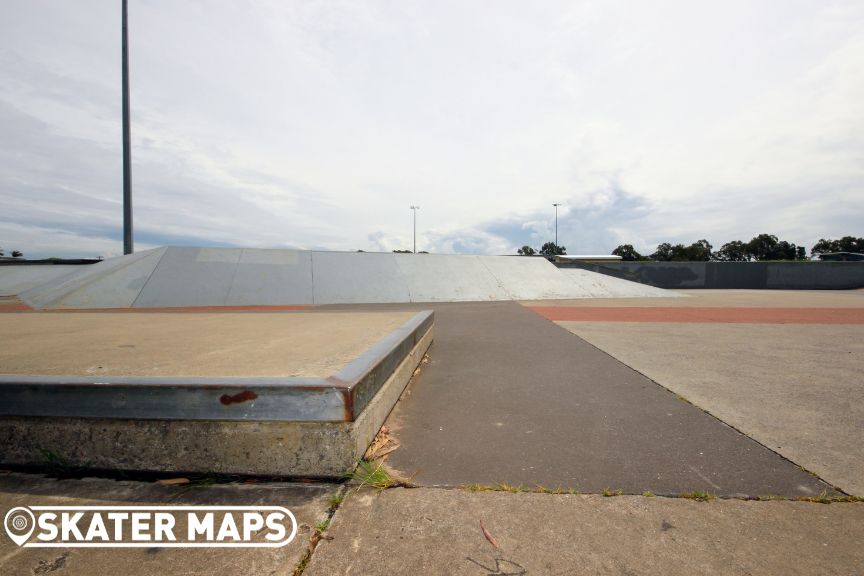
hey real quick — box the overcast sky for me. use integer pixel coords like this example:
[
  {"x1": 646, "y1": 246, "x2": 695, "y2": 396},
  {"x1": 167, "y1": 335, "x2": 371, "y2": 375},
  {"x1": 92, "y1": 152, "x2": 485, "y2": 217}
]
[{"x1": 1, "y1": 0, "x2": 862, "y2": 258}]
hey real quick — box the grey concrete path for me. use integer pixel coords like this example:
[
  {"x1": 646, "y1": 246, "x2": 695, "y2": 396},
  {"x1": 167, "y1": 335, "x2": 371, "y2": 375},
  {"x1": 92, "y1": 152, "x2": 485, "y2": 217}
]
[
  {"x1": 557, "y1": 322, "x2": 864, "y2": 496},
  {"x1": 374, "y1": 302, "x2": 832, "y2": 497},
  {"x1": 306, "y1": 487, "x2": 864, "y2": 576},
  {"x1": 0, "y1": 472, "x2": 339, "y2": 576}
]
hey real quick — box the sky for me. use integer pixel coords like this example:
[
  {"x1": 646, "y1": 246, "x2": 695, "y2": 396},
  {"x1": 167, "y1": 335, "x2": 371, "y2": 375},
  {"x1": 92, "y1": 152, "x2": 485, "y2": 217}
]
[{"x1": 1, "y1": 0, "x2": 862, "y2": 259}]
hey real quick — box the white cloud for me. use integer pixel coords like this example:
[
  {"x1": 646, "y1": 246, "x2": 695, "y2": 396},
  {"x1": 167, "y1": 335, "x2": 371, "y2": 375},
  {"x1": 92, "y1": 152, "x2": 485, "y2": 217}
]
[{"x1": 0, "y1": 0, "x2": 862, "y2": 258}]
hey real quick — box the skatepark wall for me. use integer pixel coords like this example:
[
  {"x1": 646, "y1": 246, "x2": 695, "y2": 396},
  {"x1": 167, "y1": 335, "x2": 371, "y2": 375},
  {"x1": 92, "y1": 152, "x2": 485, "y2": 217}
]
[
  {"x1": 15, "y1": 247, "x2": 675, "y2": 309},
  {"x1": 558, "y1": 261, "x2": 864, "y2": 290}
]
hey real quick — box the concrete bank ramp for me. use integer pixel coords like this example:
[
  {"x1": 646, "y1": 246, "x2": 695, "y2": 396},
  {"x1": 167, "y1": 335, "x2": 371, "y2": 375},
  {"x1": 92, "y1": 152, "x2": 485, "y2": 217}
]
[
  {"x1": 0, "y1": 265, "x2": 82, "y2": 296},
  {"x1": 19, "y1": 247, "x2": 676, "y2": 309},
  {"x1": 561, "y1": 268, "x2": 673, "y2": 298}
]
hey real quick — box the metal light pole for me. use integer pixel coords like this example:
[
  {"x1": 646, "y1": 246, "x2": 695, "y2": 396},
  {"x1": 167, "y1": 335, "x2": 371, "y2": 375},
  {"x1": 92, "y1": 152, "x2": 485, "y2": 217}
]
[
  {"x1": 552, "y1": 203, "x2": 561, "y2": 247},
  {"x1": 410, "y1": 206, "x2": 420, "y2": 253},
  {"x1": 122, "y1": 0, "x2": 133, "y2": 254}
]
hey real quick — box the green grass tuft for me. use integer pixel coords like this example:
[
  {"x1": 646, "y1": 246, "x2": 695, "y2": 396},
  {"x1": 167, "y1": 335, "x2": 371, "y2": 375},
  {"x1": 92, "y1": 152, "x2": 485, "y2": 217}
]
[
  {"x1": 678, "y1": 491, "x2": 716, "y2": 502},
  {"x1": 794, "y1": 491, "x2": 863, "y2": 504},
  {"x1": 349, "y1": 460, "x2": 397, "y2": 490}
]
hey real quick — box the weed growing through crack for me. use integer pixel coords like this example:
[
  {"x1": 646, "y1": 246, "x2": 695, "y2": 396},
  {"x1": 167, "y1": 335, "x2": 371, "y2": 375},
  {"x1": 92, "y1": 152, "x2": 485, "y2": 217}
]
[
  {"x1": 461, "y1": 483, "x2": 527, "y2": 493},
  {"x1": 315, "y1": 519, "x2": 330, "y2": 532},
  {"x1": 461, "y1": 484, "x2": 579, "y2": 495},
  {"x1": 39, "y1": 449, "x2": 90, "y2": 477},
  {"x1": 794, "y1": 491, "x2": 863, "y2": 504},
  {"x1": 678, "y1": 491, "x2": 717, "y2": 502},
  {"x1": 602, "y1": 488, "x2": 624, "y2": 497},
  {"x1": 292, "y1": 487, "x2": 347, "y2": 576},
  {"x1": 349, "y1": 460, "x2": 397, "y2": 490}
]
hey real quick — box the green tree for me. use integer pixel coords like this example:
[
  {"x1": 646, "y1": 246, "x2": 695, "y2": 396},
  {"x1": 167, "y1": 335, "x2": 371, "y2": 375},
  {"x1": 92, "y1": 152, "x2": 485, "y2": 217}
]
[
  {"x1": 0, "y1": 247, "x2": 24, "y2": 258},
  {"x1": 713, "y1": 240, "x2": 749, "y2": 261},
  {"x1": 650, "y1": 243, "x2": 674, "y2": 261},
  {"x1": 774, "y1": 240, "x2": 798, "y2": 260},
  {"x1": 744, "y1": 234, "x2": 802, "y2": 260},
  {"x1": 684, "y1": 239, "x2": 713, "y2": 261},
  {"x1": 517, "y1": 245, "x2": 536, "y2": 256},
  {"x1": 811, "y1": 236, "x2": 864, "y2": 255},
  {"x1": 746, "y1": 234, "x2": 779, "y2": 261},
  {"x1": 611, "y1": 244, "x2": 643, "y2": 261},
  {"x1": 539, "y1": 242, "x2": 566, "y2": 256},
  {"x1": 651, "y1": 240, "x2": 712, "y2": 261}
]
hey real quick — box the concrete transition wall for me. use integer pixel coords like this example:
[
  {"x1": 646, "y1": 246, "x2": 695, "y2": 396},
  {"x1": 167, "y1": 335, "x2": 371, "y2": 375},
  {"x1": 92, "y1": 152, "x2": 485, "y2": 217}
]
[
  {"x1": 17, "y1": 247, "x2": 674, "y2": 309},
  {"x1": 560, "y1": 261, "x2": 864, "y2": 290},
  {"x1": 0, "y1": 266, "x2": 82, "y2": 296}
]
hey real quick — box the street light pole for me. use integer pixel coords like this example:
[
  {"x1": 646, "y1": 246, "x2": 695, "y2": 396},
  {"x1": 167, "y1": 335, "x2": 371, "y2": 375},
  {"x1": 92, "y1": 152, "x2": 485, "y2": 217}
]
[
  {"x1": 122, "y1": 0, "x2": 133, "y2": 254},
  {"x1": 552, "y1": 203, "x2": 561, "y2": 247},
  {"x1": 410, "y1": 206, "x2": 420, "y2": 253}
]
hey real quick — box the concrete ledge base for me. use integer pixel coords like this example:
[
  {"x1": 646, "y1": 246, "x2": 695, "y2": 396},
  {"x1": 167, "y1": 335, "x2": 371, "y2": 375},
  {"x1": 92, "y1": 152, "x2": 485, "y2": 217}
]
[{"x1": 0, "y1": 323, "x2": 433, "y2": 478}]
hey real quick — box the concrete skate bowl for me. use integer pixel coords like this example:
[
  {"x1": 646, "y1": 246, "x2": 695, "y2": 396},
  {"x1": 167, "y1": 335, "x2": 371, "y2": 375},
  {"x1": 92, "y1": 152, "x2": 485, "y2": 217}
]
[{"x1": 17, "y1": 247, "x2": 675, "y2": 309}]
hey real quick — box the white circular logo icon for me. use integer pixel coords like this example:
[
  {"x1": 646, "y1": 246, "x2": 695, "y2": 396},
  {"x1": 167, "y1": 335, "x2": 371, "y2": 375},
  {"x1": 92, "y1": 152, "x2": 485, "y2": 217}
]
[{"x1": 4, "y1": 507, "x2": 35, "y2": 546}]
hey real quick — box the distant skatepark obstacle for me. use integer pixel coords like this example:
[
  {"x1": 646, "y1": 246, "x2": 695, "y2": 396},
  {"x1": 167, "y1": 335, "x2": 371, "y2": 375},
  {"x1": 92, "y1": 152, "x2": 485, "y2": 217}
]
[{"x1": 10, "y1": 246, "x2": 674, "y2": 309}]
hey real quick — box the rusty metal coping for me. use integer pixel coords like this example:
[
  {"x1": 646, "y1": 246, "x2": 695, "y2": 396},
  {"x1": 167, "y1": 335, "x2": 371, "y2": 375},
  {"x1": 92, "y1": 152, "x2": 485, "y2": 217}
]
[{"x1": 0, "y1": 311, "x2": 433, "y2": 423}]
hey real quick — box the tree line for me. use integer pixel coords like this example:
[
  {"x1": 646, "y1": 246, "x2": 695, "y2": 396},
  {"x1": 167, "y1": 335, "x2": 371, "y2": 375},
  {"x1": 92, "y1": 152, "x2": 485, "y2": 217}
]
[
  {"x1": 517, "y1": 242, "x2": 566, "y2": 256},
  {"x1": 609, "y1": 235, "x2": 864, "y2": 262},
  {"x1": 0, "y1": 247, "x2": 24, "y2": 258}
]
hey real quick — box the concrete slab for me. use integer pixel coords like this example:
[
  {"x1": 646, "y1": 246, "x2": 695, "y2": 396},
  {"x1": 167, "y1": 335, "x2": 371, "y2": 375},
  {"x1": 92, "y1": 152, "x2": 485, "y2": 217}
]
[
  {"x1": 561, "y1": 267, "x2": 675, "y2": 298},
  {"x1": 225, "y1": 248, "x2": 313, "y2": 306},
  {"x1": 132, "y1": 247, "x2": 242, "y2": 308},
  {"x1": 0, "y1": 310, "x2": 433, "y2": 476},
  {"x1": 17, "y1": 247, "x2": 676, "y2": 309},
  {"x1": 20, "y1": 248, "x2": 167, "y2": 309},
  {"x1": 306, "y1": 487, "x2": 864, "y2": 576},
  {"x1": 0, "y1": 266, "x2": 81, "y2": 296},
  {"x1": 395, "y1": 254, "x2": 509, "y2": 302},
  {"x1": 554, "y1": 322, "x2": 864, "y2": 496},
  {"x1": 0, "y1": 312, "x2": 415, "y2": 378},
  {"x1": 312, "y1": 251, "x2": 411, "y2": 304},
  {"x1": 370, "y1": 302, "x2": 833, "y2": 497},
  {"x1": 0, "y1": 472, "x2": 337, "y2": 576},
  {"x1": 478, "y1": 256, "x2": 591, "y2": 300}
]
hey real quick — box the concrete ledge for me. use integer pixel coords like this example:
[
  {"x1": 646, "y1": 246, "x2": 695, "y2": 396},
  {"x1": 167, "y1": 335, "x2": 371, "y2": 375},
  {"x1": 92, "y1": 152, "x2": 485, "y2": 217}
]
[
  {"x1": 0, "y1": 311, "x2": 433, "y2": 422},
  {"x1": 0, "y1": 313, "x2": 433, "y2": 477}
]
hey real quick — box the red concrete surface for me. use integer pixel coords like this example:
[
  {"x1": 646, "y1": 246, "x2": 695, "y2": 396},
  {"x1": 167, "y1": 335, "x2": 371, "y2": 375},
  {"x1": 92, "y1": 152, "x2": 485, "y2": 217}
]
[
  {"x1": 529, "y1": 306, "x2": 864, "y2": 324},
  {"x1": 0, "y1": 299, "x2": 33, "y2": 312}
]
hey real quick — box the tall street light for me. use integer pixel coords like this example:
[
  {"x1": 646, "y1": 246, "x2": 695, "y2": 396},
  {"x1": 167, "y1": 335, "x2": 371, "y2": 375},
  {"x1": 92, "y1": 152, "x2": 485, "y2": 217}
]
[
  {"x1": 122, "y1": 0, "x2": 133, "y2": 254},
  {"x1": 410, "y1": 205, "x2": 420, "y2": 253},
  {"x1": 552, "y1": 203, "x2": 561, "y2": 247}
]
